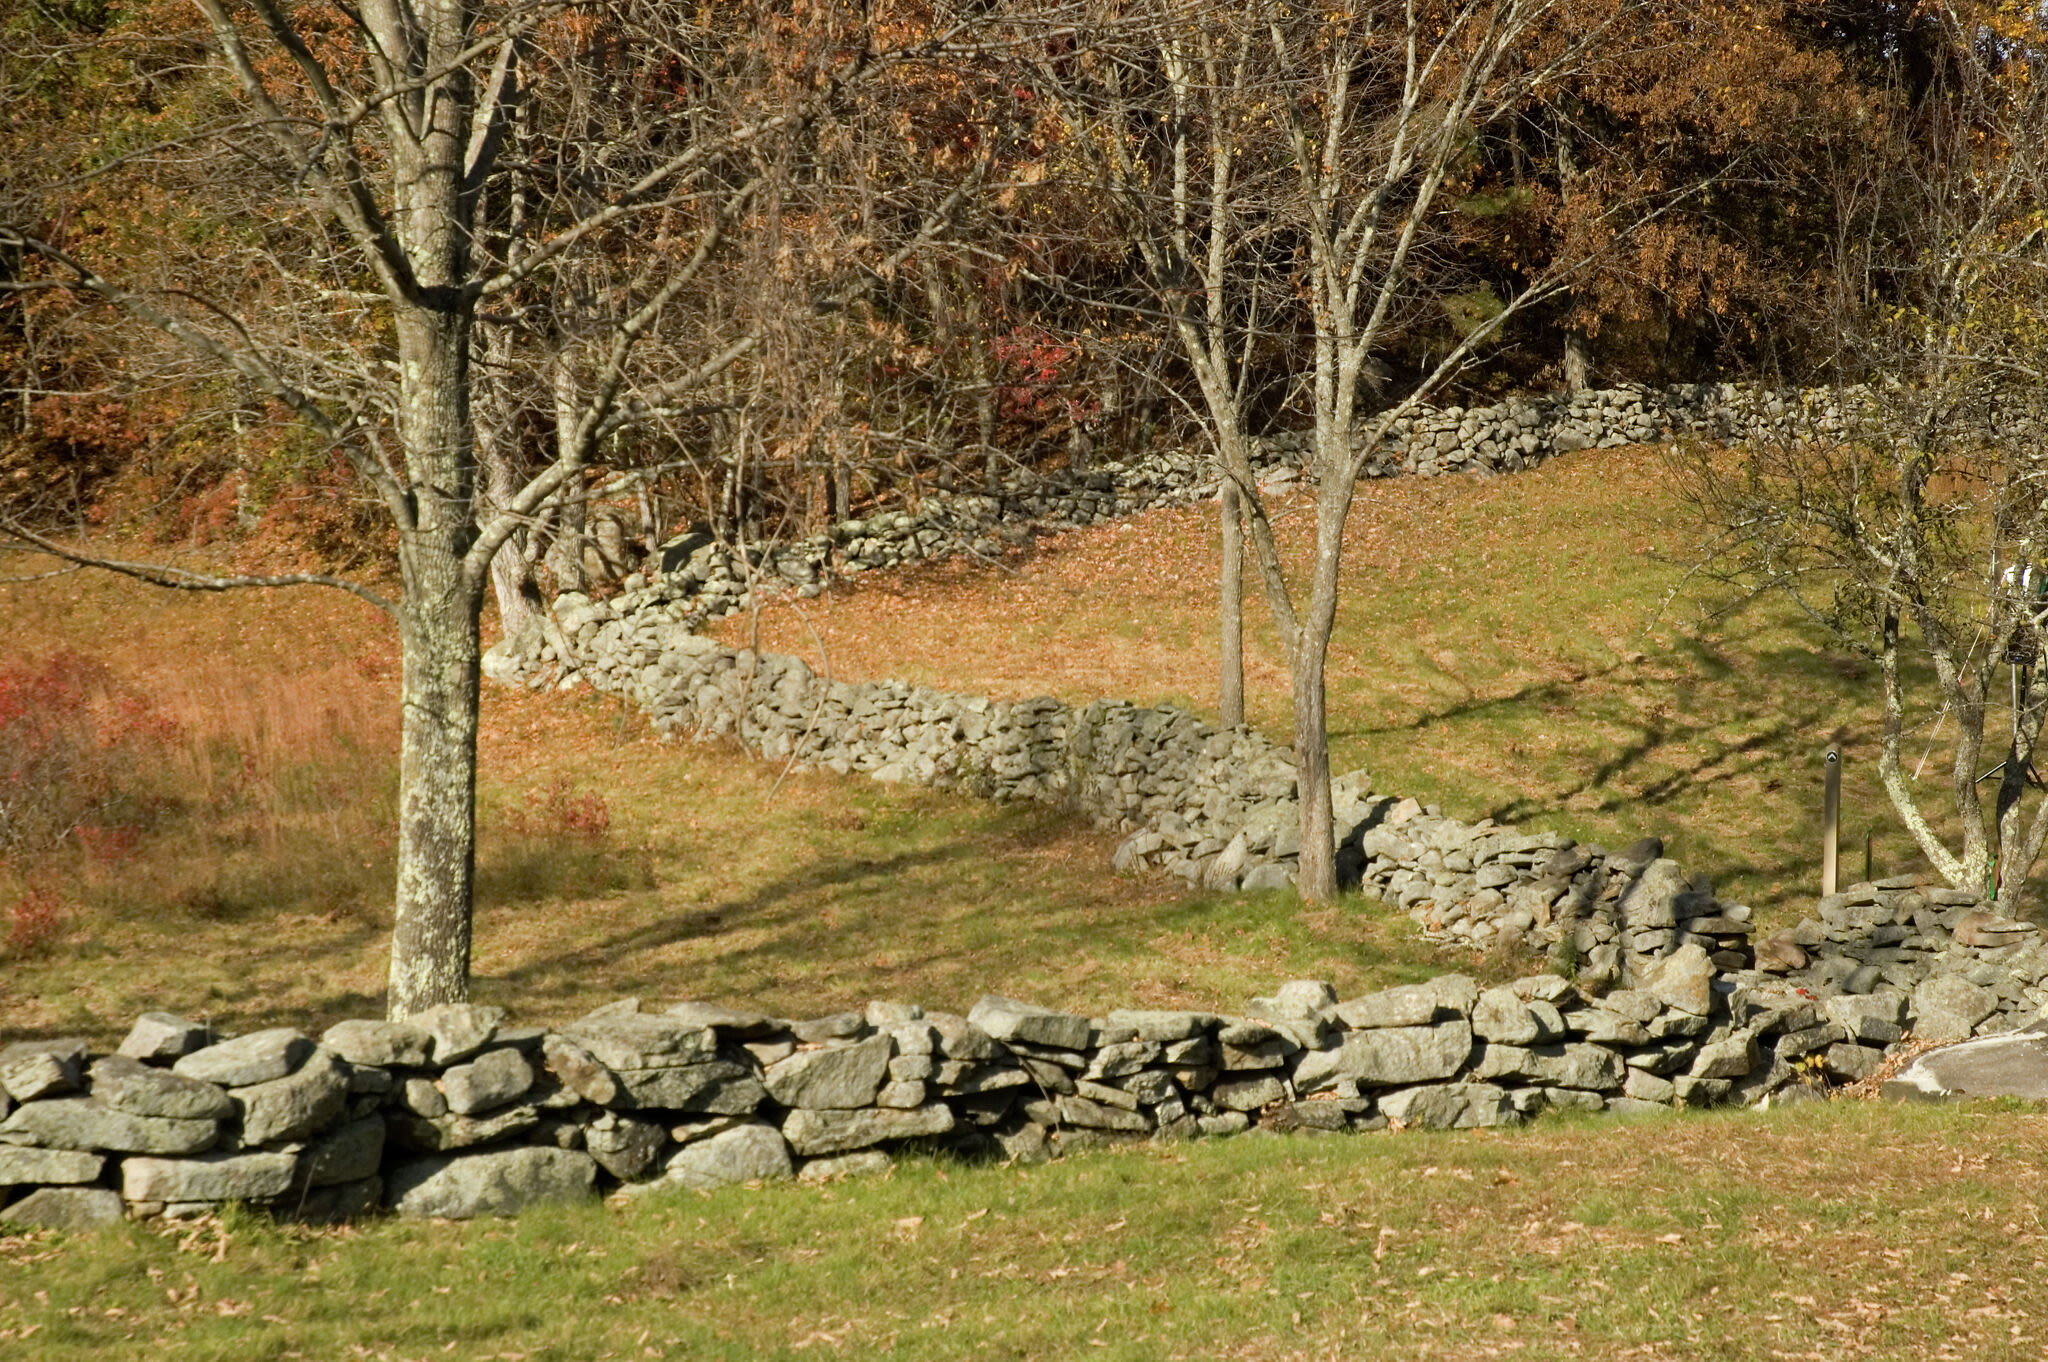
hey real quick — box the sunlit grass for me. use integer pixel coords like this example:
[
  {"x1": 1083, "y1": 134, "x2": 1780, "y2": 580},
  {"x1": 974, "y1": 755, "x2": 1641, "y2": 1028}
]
[{"x1": 5, "y1": 1100, "x2": 2047, "y2": 1360}]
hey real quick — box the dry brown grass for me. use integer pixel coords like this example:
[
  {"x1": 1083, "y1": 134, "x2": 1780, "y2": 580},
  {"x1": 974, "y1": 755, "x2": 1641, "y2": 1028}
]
[{"x1": 0, "y1": 551, "x2": 1494, "y2": 1044}]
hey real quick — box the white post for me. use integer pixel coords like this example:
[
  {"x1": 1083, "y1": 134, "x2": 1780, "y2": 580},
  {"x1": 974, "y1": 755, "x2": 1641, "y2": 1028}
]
[{"x1": 1822, "y1": 749, "x2": 1841, "y2": 896}]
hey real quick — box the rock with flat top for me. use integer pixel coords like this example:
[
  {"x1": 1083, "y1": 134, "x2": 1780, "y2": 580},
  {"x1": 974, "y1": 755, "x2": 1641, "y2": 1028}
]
[
  {"x1": 173, "y1": 1029, "x2": 312, "y2": 1088},
  {"x1": 89, "y1": 1056, "x2": 234, "y2": 1121},
  {"x1": 321, "y1": 1020, "x2": 433, "y2": 1068},
  {"x1": 117, "y1": 1013, "x2": 210, "y2": 1063},
  {"x1": 386, "y1": 1145, "x2": 596, "y2": 1219},
  {"x1": 231, "y1": 1049, "x2": 350, "y2": 1146},
  {"x1": 1, "y1": 1186, "x2": 123, "y2": 1230},
  {"x1": 0, "y1": 1039, "x2": 87, "y2": 1103},
  {"x1": 763, "y1": 1036, "x2": 891, "y2": 1110},
  {"x1": 968, "y1": 996, "x2": 1091, "y2": 1051},
  {"x1": 0, "y1": 1097, "x2": 218, "y2": 1155}
]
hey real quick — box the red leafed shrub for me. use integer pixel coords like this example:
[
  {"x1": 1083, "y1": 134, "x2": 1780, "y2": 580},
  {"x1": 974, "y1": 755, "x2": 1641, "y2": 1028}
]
[
  {"x1": 512, "y1": 779, "x2": 612, "y2": 843},
  {"x1": 6, "y1": 881, "x2": 65, "y2": 957},
  {"x1": 0, "y1": 652, "x2": 179, "y2": 855}
]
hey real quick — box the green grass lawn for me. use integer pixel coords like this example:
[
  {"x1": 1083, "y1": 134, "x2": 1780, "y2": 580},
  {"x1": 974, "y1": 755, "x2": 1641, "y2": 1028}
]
[{"x1": 7, "y1": 1100, "x2": 2047, "y2": 1360}]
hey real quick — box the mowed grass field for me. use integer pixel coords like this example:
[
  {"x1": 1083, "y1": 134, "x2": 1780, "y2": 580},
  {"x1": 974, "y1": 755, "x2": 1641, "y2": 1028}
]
[{"x1": 7, "y1": 1101, "x2": 2048, "y2": 1360}]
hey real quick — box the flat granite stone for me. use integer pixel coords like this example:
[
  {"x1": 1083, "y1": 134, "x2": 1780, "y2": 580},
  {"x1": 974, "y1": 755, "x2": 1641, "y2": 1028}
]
[
  {"x1": 321, "y1": 1020, "x2": 433, "y2": 1068},
  {"x1": 0, "y1": 1039, "x2": 88, "y2": 1103},
  {"x1": 0, "y1": 1146, "x2": 105, "y2": 1186},
  {"x1": 1885, "y1": 1030, "x2": 2048, "y2": 1102},
  {"x1": 782, "y1": 1103, "x2": 956, "y2": 1155},
  {"x1": 122, "y1": 1149, "x2": 299, "y2": 1204},
  {"x1": 762, "y1": 1036, "x2": 891, "y2": 1110},
  {"x1": 173, "y1": 1029, "x2": 313, "y2": 1088},
  {"x1": 0, "y1": 1098, "x2": 219, "y2": 1155},
  {"x1": 231, "y1": 1049, "x2": 349, "y2": 1146},
  {"x1": 89, "y1": 1056, "x2": 235, "y2": 1121},
  {"x1": 386, "y1": 1146, "x2": 597, "y2": 1219},
  {"x1": 116, "y1": 1013, "x2": 210, "y2": 1063},
  {"x1": 657, "y1": 1123, "x2": 793, "y2": 1190},
  {"x1": 1, "y1": 1186, "x2": 125, "y2": 1231},
  {"x1": 968, "y1": 996, "x2": 1091, "y2": 1051}
]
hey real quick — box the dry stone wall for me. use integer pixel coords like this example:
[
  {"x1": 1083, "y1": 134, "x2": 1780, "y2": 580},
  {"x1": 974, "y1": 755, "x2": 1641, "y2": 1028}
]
[
  {"x1": 576, "y1": 382, "x2": 1819, "y2": 630},
  {"x1": 10, "y1": 885, "x2": 2042, "y2": 1228}
]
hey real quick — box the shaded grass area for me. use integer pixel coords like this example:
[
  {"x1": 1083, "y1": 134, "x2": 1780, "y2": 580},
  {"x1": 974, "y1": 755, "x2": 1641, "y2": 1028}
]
[
  {"x1": 0, "y1": 565, "x2": 1493, "y2": 1043},
  {"x1": 730, "y1": 447, "x2": 1958, "y2": 927},
  {"x1": 6, "y1": 1101, "x2": 2048, "y2": 1359}
]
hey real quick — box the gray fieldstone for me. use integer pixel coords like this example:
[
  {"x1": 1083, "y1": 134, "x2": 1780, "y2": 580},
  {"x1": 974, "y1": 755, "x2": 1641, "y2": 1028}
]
[
  {"x1": 1335, "y1": 976, "x2": 1478, "y2": 1029},
  {"x1": 88, "y1": 1056, "x2": 235, "y2": 1121},
  {"x1": 298, "y1": 1117, "x2": 385, "y2": 1188},
  {"x1": 783, "y1": 1103, "x2": 956, "y2": 1155},
  {"x1": 1824, "y1": 993, "x2": 1908, "y2": 1046},
  {"x1": 322, "y1": 1020, "x2": 433, "y2": 1068},
  {"x1": 0, "y1": 1146, "x2": 104, "y2": 1186},
  {"x1": 116, "y1": 1013, "x2": 210, "y2": 1063},
  {"x1": 657, "y1": 1123, "x2": 794, "y2": 1190},
  {"x1": 968, "y1": 996, "x2": 1092, "y2": 1051},
  {"x1": 763, "y1": 1035, "x2": 892, "y2": 1110},
  {"x1": 798, "y1": 1151, "x2": 892, "y2": 1182},
  {"x1": 441, "y1": 1047, "x2": 535, "y2": 1116},
  {"x1": 1884, "y1": 1030, "x2": 2048, "y2": 1102},
  {"x1": 0, "y1": 1098, "x2": 218, "y2": 1155},
  {"x1": 1640, "y1": 944, "x2": 1717, "y2": 1017},
  {"x1": 232, "y1": 1049, "x2": 350, "y2": 1146},
  {"x1": 173, "y1": 1029, "x2": 313, "y2": 1088},
  {"x1": 585, "y1": 1115, "x2": 668, "y2": 1181},
  {"x1": 1379, "y1": 1082, "x2": 1517, "y2": 1129},
  {"x1": 122, "y1": 1149, "x2": 299, "y2": 1204},
  {"x1": 666, "y1": 1002, "x2": 779, "y2": 1036},
  {"x1": 390, "y1": 1105, "x2": 539, "y2": 1153},
  {"x1": 557, "y1": 1011, "x2": 716, "y2": 1071},
  {"x1": 1, "y1": 1186, "x2": 124, "y2": 1230},
  {"x1": 1912, "y1": 976, "x2": 2000, "y2": 1043},
  {"x1": 1294, "y1": 1021, "x2": 1473, "y2": 1090},
  {"x1": 614, "y1": 1061, "x2": 754, "y2": 1110},
  {"x1": 541, "y1": 1034, "x2": 623, "y2": 1106},
  {"x1": 387, "y1": 1145, "x2": 596, "y2": 1218},
  {"x1": 0, "y1": 1039, "x2": 87, "y2": 1103},
  {"x1": 409, "y1": 1004, "x2": 507, "y2": 1066}
]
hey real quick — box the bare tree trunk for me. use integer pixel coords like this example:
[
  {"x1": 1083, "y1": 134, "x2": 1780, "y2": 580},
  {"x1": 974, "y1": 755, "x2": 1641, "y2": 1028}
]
[
  {"x1": 1219, "y1": 478, "x2": 1244, "y2": 727},
  {"x1": 1563, "y1": 331, "x2": 1592, "y2": 393},
  {"x1": 388, "y1": 309, "x2": 483, "y2": 1018}
]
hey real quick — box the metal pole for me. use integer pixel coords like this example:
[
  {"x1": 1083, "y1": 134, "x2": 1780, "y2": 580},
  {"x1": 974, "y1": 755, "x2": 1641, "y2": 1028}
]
[{"x1": 1822, "y1": 750, "x2": 1841, "y2": 896}]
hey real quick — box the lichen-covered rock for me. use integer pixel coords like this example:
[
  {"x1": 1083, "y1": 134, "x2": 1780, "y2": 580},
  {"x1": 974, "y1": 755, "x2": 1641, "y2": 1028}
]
[
  {"x1": 782, "y1": 1103, "x2": 956, "y2": 1155},
  {"x1": 386, "y1": 1146, "x2": 597, "y2": 1218},
  {"x1": 173, "y1": 1029, "x2": 313, "y2": 1088},
  {"x1": 968, "y1": 996, "x2": 1091, "y2": 1051},
  {"x1": 232, "y1": 1049, "x2": 350, "y2": 1146},
  {"x1": 88, "y1": 1056, "x2": 234, "y2": 1122},
  {"x1": 0, "y1": 1097, "x2": 219, "y2": 1155},
  {"x1": 1294, "y1": 1021, "x2": 1473, "y2": 1090},
  {"x1": 322, "y1": 1020, "x2": 433, "y2": 1068},
  {"x1": 655, "y1": 1123, "x2": 793, "y2": 1190},
  {"x1": 0, "y1": 1039, "x2": 87, "y2": 1103},
  {"x1": 763, "y1": 1036, "x2": 891, "y2": 1110},
  {"x1": 440, "y1": 1047, "x2": 534, "y2": 1116},
  {"x1": 122, "y1": 1150, "x2": 299, "y2": 1204},
  {"x1": 1, "y1": 1186, "x2": 124, "y2": 1230}
]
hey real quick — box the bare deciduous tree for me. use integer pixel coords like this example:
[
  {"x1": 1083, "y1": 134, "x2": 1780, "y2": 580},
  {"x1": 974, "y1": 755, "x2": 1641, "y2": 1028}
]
[
  {"x1": 1675, "y1": 4, "x2": 2048, "y2": 899},
  {"x1": 0, "y1": 0, "x2": 977, "y2": 1016}
]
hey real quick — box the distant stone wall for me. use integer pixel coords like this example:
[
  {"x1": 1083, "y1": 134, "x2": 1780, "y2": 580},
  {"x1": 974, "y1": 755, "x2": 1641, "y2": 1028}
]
[{"x1": 577, "y1": 381, "x2": 1809, "y2": 629}]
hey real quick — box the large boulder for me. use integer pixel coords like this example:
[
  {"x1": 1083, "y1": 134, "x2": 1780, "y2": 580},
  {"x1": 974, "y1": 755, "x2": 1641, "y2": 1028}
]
[
  {"x1": 1911, "y1": 976, "x2": 1999, "y2": 1044},
  {"x1": 386, "y1": 1146, "x2": 597, "y2": 1219},
  {"x1": 1885, "y1": 1030, "x2": 2048, "y2": 1102}
]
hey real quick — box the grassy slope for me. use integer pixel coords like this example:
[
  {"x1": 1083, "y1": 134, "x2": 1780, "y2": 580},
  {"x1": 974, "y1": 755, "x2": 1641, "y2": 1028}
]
[
  {"x1": 6, "y1": 1101, "x2": 2048, "y2": 1360},
  {"x1": 729, "y1": 445, "x2": 1947, "y2": 922},
  {"x1": 0, "y1": 559, "x2": 1481, "y2": 1044}
]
